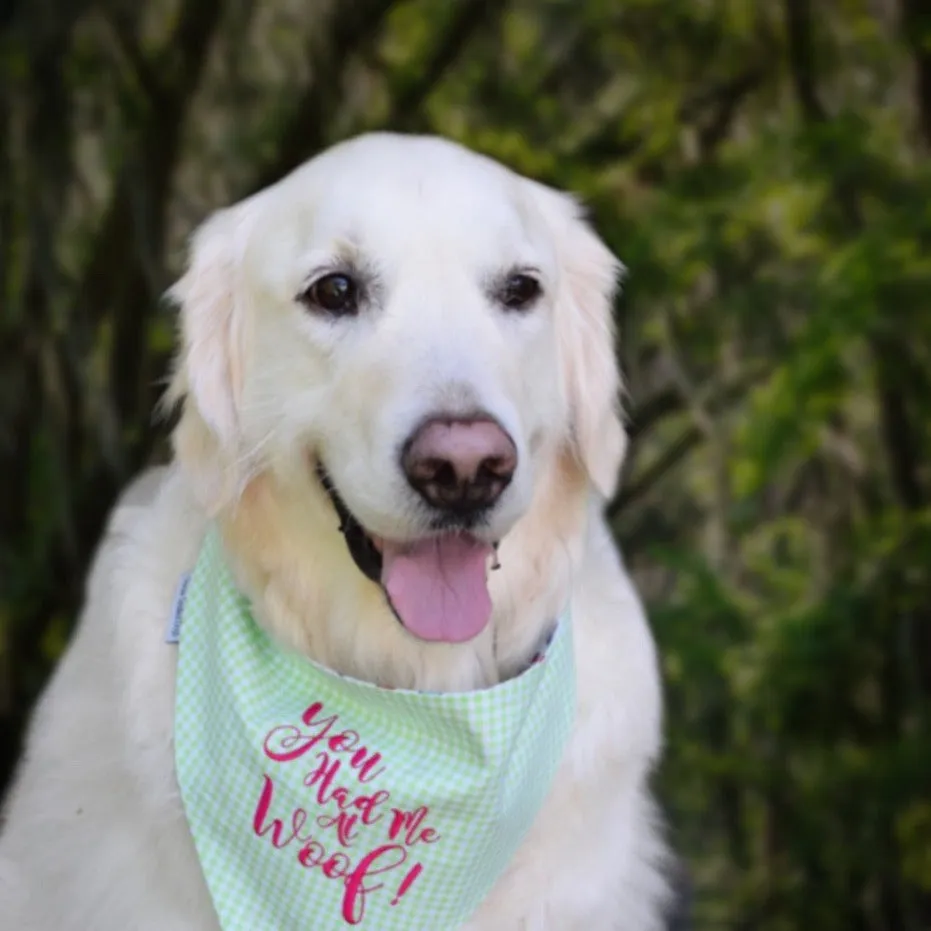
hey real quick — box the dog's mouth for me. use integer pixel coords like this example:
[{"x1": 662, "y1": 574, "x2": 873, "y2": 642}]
[{"x1": 316, "y1": 465, "x2": 496, "y2": 644}]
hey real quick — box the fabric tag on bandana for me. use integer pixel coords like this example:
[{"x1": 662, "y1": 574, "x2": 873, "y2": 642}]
[
  {"x1": 173, "y1": 528, "x2": 575, "y2": 931},
  {"x1": 165, "y1": 572, "x2": 191, "y2": 644}
]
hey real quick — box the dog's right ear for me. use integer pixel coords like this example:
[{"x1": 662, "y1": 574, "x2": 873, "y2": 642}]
[{"x1": 166, "y1": 208, "x2": 251, "y2": 513}]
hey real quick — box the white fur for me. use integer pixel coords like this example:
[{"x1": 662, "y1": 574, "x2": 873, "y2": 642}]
[{"x1": 0, "y1": 134, "x2": 670, "y2": 929}]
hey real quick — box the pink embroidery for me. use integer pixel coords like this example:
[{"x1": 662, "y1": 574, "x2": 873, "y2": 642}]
[
  {"x1": 387, "y1": 806, "x2": 440, "y2": 846},
  {"x1": 253, "y1": 701, "x2": 440, "y2": 925},
  {"x1": 263, "y1": 702, "x2": 387, "y2": 783},
  {"x1": 390, "y1": 863, "x2": 423, "y2": 906}
]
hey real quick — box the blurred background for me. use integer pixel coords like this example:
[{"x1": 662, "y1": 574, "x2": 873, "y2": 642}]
[{"x1": 2, "y1": 0, "x2": 931, "y2": 927}]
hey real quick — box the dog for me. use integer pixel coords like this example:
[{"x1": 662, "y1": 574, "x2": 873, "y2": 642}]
[{"x1": 0, "y1": 133, "x2": 671, "y2": 929}]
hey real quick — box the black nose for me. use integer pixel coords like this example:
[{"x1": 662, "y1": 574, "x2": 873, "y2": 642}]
[{"x1": 402, "y1": 416, "x2": 517, "y2": 513}]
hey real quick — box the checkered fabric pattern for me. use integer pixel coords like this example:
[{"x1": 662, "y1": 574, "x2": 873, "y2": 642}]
[{"x1": 174, "y1": 528, "x2": 576, "y2": 931}]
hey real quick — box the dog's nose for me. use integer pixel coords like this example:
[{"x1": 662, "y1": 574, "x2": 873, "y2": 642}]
[{"x1": 402, "y1": 417, "x2": 517, "y2": 512}]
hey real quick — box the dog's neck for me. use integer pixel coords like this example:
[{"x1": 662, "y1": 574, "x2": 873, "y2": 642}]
[{"x1": 214, "y1": 453, "x2": 589, "y2": 693}]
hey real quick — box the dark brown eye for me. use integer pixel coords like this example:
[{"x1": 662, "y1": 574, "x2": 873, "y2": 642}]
[
  {"x1": 499, "y1": 273, "x2": 542, "y2": 311},
  {"x1": 299, "y1": 273, "x2": 359, "y2": 316}
]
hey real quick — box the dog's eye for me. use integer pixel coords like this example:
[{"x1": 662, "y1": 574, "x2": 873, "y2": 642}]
[
  {"x1": 299, "y1": 273, "x2": 359, "y2": 316},
  {"x1": 498, "y1": 273, "x2": 542, "y2": 311}
]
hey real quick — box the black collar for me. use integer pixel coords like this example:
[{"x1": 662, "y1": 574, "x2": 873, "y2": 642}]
[{"x1": 315, "y1": 463, "x2": 383, "y2": 584}]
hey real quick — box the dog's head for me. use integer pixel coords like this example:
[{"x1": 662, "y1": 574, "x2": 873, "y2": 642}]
[{"x1": 168, "y1": 133, "x2": 625, "y2": 647}]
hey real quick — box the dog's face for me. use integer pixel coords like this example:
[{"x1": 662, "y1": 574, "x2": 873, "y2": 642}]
[{"x1": 170, "y1": 134, "x2": 625, "y2": 645}]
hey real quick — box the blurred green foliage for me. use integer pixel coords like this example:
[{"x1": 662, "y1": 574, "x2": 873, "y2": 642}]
[{"x1": 2, "y1": 0, "x2": 930, "y2": 927}]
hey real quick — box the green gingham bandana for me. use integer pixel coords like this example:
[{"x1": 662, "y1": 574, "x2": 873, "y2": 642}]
[{"x1": 173, "y1": 528, "x2": 576, "y2": 931}]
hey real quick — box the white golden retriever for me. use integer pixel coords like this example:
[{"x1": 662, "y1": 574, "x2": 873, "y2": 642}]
[{"x1": 0, "y1": 133, "x2": 671, "y2": 929}]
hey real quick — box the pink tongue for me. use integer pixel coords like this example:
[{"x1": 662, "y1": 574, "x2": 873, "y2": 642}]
[{"x1": 380, "y1": 536, "x2": 493, "y2": 643}]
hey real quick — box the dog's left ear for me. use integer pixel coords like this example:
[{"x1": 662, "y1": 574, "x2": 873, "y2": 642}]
[{"x1": 529, "y1": 182, "x2": 627, "y2": 498}]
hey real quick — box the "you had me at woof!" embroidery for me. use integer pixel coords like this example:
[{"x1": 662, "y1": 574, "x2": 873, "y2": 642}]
[{"x1": 253, "y1": 700, "x2": 439, "y2": 924}]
